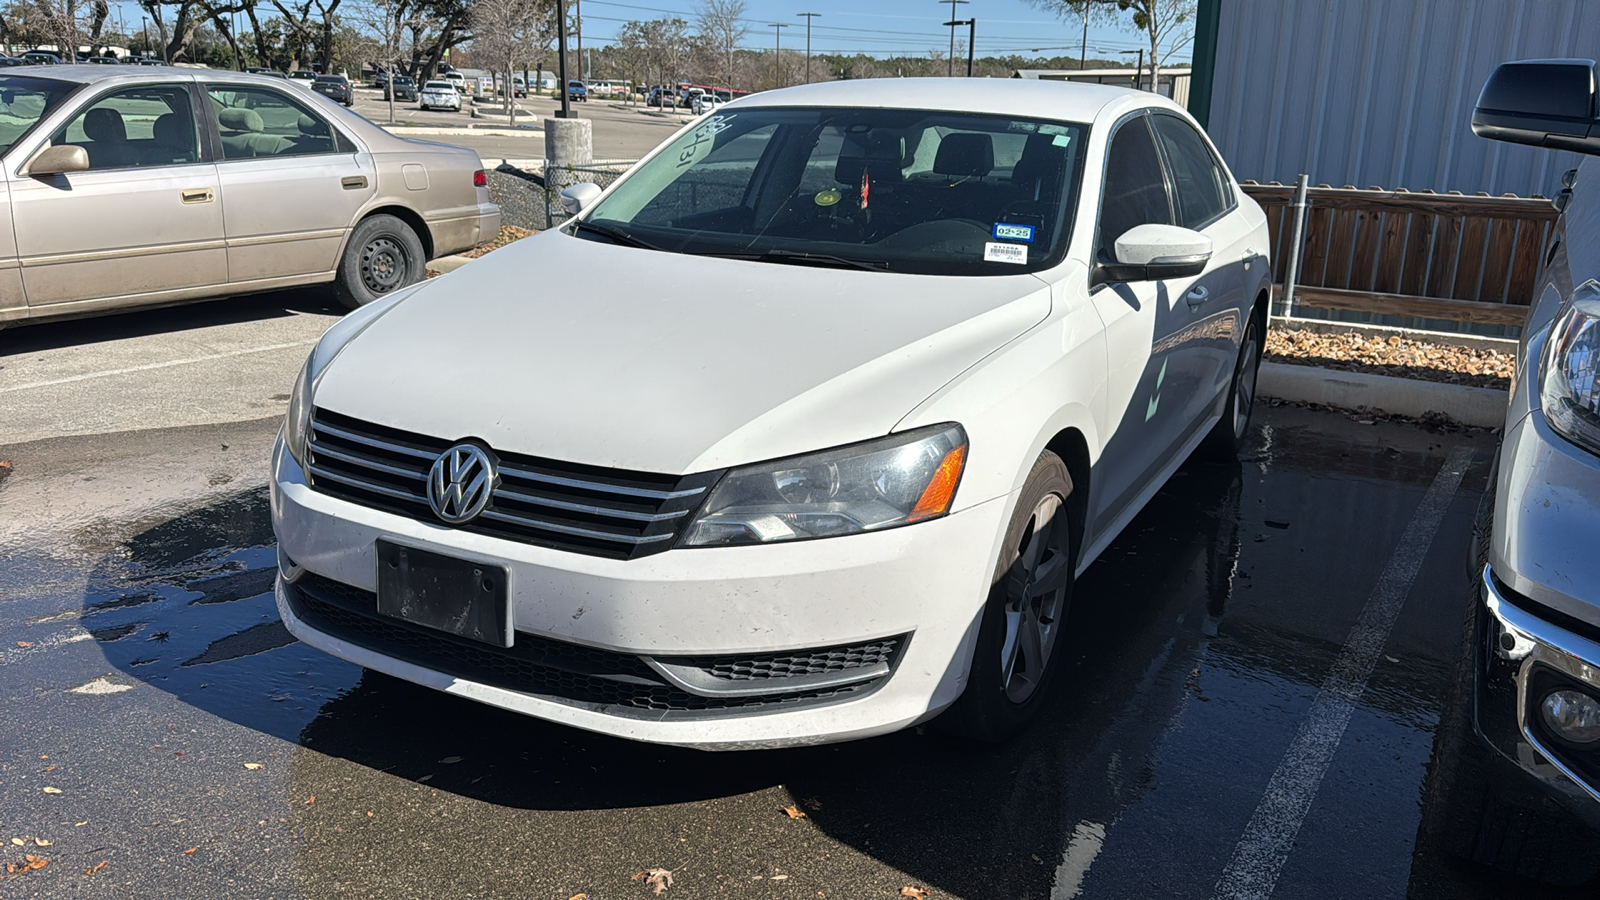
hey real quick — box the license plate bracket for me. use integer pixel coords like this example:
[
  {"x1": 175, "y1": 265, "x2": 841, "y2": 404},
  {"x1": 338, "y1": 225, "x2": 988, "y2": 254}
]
[{"x1": 375, "y1": 541, "x2": 510, "y2": 647}]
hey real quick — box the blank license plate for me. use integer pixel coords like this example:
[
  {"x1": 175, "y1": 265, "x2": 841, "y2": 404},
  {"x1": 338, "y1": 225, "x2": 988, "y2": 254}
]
[{"x1": 375, "y1": 541, "x2": 510, "y2": 647}]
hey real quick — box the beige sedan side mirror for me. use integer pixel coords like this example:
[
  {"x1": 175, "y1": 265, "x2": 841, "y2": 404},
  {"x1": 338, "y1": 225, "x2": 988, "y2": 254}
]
[{"x1": 25, "y1": 144, "x2": 89, "y2": 177}]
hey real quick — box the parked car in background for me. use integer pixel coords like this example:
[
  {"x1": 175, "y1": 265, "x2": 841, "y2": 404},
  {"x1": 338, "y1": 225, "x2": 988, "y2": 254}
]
[
  {"x1": 567, "y1": 79, "x2": 587, "y2": 102},
  {"x1": 21, "y1": 51, "x2": 63, "y2": 65},
  {"x1": 269, "y1": 78, "x2": 1270, "y2": 751},
  {"x1": 246, "y1": 66, "x2": 288, "y2": 79},
  {"x1": 84, "y1": 56, "x2": 121, "y2": 65},
  {"x1": 0, "y1": 66, "x2": 499, "y2": 326},
  {"x1": 383, "y1": 75, "x2": 417, "y2": 102},
  {"x1": 288, "y1": 69, "x2": 318, "y2": 87},
  {"x1": 419, "y1": 80, "x2": 461, "y2": 111},
  {"x1": 311, "y1": 74, "x2": 353, "y2": 106},
  {"x1": 372, "y1": 71, "x2": 389, "y2": 88},
  {"x1": 510, "y1": 76, "x2": 527, "y2": 97},
  {"x1": 691, "y1": 92, "x2": 726, "y2": 115},
  {"x1": 1422, "y1": 57, "x2": 1600, "y2": 888},
  {"x1": 442, "y1": 70, "x2": 468, "y2": 93},
  {"x1": 0, "y1": 57, "x2": 27, "y2": 67}
]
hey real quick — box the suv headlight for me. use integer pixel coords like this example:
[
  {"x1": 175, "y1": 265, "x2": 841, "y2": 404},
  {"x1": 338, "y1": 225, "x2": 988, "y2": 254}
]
[
  {"x1": 681, "y1": 424, "x2": 968, "y2": 547},
  {"x1": 1540, "y1": 280, "x2": 1600, "y2": 457}
]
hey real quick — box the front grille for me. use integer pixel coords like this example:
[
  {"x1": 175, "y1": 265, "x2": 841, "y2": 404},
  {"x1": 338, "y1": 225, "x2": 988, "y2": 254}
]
[
  {"x1": 286, "y1": 573, "x2": 904, "y2": 719},
  {"x1": 670, "y1": 641, "x2": 902, "y2": 682},
  {"x1": 305, "y1": 408, "x2": 720, "y2": 559}
]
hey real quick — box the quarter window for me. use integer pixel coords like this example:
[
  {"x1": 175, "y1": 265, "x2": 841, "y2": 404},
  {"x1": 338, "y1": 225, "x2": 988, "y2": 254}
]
[
  {"x1": 205, "y1": 86, "x2": 346, "y2": 159},
  {"x1": 51, "y1": 85, "x2": 200, "y2": 171},
  {"x1": 1097, "y1": 116, "x2": 1172, "y2": 262},
  {"x1": 1150, "y1": 114, "x2": 1230, "y2": 229}
]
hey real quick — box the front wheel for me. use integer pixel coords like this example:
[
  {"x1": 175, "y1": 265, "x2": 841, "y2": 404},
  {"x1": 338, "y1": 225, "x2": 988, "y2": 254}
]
[
  {"x1": 940, "y1": 451, "x2": 1077, "y2": 742},
  {"x1": 1200, "y1": 308, "x2": 1263, "y2": 460},
  {"x1": 333, "y1": 214, "x2": 426, "y2": 310}
]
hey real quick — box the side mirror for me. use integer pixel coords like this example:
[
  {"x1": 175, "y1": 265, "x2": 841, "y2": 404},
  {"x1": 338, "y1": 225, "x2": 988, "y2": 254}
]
[
  {"x1": 24, "y1": 144, "x2": 89, "y2": 177},
  {"x1": 1471, "y1": 58, "x2": 1600, "y2": 154},
  {"x1": 1105, "y1": 223, "x2": 1213, "y2": 282},
  {"x1": 559, "y1": 182, "x2": 603, "y2": 215}
]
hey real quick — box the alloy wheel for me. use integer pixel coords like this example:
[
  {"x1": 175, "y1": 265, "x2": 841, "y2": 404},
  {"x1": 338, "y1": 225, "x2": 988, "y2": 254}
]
[{"x1": 999, "y1": 493, "x2": 1071, "y2": 704}]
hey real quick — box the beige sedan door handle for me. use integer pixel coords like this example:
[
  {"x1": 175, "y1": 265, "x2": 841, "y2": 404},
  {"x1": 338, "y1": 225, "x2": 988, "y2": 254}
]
[
  {"x1": 181, "y1": 188, "x2": 214, "y2": 204},
  {"x1": 341, "y1": 176, "x2": 368, "y2": 190}
]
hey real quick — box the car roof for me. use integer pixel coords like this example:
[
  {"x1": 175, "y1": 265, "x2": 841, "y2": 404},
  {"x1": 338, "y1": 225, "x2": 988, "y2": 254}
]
[
  {"x1": 0, "y1": 65, "x2": 357, "y2": 89},
  {"x1": 727, "y1": 77, "x2": 1178, "y2": 125}
]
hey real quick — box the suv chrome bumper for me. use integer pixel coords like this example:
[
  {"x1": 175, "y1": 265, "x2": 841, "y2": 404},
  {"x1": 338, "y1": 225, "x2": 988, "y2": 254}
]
[{"x1": 1477, "y1": 564, "x2": 1600, "y2": 828}]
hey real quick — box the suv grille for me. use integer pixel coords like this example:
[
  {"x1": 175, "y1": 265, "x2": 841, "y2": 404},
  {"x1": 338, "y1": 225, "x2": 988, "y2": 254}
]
[
  {"x1": 286, "y1": 573, "x2": 905, "y2": 718},
  {"x1": 305, "y1": 408, "x2": 720, "y2": 559}
]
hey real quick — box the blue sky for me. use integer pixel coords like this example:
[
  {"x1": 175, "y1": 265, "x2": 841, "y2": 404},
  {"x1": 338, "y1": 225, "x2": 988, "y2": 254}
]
[{"x1": 106, "y1": 0, "x2": 1193, "y2": 64}]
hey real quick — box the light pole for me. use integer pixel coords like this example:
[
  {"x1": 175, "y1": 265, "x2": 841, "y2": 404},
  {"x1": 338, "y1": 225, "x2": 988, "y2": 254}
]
[
  {"x1": 943, "y1": 17, "x2": 974, "y2": 77},
  {"x1": 770, "y1": 22, "x2": 790, "y2": 88},
  {"x1": 797, "y1": 12, "x2": 819, "y2": 84},
  {"x1": 556, "y1": 0, "x2": 572, "y2": 117},
  {"x1": 940, "y1": 0, "x2": 967, "y2": 77},
  {"x1": 1120, "y1": 48, "x2": 1143, "y2": 90}
]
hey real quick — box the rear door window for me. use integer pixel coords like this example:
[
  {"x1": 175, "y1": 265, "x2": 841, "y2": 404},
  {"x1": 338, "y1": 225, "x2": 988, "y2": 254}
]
[
  {"x1": 1150, "y1": 113, "x2": 1231, "y2": 230},
  {"x1": 205, "y1": 85, "x2": 349, "y2": 160}
]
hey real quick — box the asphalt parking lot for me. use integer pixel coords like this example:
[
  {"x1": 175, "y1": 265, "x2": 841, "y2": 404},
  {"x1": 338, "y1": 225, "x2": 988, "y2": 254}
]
[{"x1": 0, "y1": 294, "x2": 1573, "y2": 898}]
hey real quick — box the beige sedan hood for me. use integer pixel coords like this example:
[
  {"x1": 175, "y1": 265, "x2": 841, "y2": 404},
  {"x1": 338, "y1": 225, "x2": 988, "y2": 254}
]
[{"x1": 313, "y1": 231, "x2": 1052, "y2": 475}]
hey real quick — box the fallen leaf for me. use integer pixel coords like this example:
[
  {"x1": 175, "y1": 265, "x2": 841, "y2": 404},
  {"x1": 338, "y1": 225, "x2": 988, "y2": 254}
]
[
  {"x1": 74, "y1": 822, "x2": 88, "y2": 827},
  {"x1": 41, "y1": 787, "x2": 62, "y2": 794},
  {"x1": 568, "y1": 895, "x2": 589, "y2": 900},
  {"x1": 19, "y1": 854, "x2": 49, "y2": 873},
  {"x1": 33, "y1": 839, "x2": 51, "y2": 847},
  {"x1": 306, "y1": 795, "x2": 316, "y2": 805},
  {"x1": 901, "y1": 888, "x2": 931, "y2": 899},
  {"x1": 243, "y1": 763, "x2": 264, "y2": 770},
  {"x1": 183, "y1": 847, "x2": 198, "y2": 855},
  {"x1": 781, "y1": 804, "x2": 807, "y2": 819},
  {"x1": 10, "y1": 838, "x2": 23, "y2": 845},
  {"x1": 632, "y1": 867, "x2": 674, "y2": 895},
  {"x1": 15, "y1": 641, "x2": 33, "y2": 648},
  {"x1": 439, "y1": 756, "x2": 463, "y2": 764},
  {"x1": 770, "y1": 874, "x2": 789, "y2": 881},
  {"x1": 85, "y1": 860, "x2": 108, "y2": 875}
]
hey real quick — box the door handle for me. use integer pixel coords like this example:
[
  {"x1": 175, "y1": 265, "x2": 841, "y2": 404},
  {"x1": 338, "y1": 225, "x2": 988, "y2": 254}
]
[
  {"x1": 341, "y1": 176, "x2": 368, "y2": 190},
  {"x1": 1185, "y1": 285, "x2": 1210, "y2": 310},
  {"x1": 180, "y1": 188, "x2": 214, "y2": 204},
  {"x1": 1241, "y1": 249, "x2": 1260, "y2": 270}
]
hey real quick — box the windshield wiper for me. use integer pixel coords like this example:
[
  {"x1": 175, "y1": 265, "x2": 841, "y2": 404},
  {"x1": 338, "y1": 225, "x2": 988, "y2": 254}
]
[
  {"x1": 706, "y1": 249, "x2": 890, "y2": 272},
  {"x1": 570, "y1": 219, "x2": 660, "y2": 251}
]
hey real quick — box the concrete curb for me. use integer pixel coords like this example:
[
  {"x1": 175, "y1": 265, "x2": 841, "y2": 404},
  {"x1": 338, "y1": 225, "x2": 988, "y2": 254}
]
[
  {"x1": 1256, "y1": 361, "x2": 1507, "y2": 427},
  {"x1": 426, "y1": 255, "x2": 473, "y2": 275}
]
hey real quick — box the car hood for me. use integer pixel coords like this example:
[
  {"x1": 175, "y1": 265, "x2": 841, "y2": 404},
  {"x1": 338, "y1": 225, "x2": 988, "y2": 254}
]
[{"x1": 314, "y1": 231, "x2": 1052, "y2": 475}]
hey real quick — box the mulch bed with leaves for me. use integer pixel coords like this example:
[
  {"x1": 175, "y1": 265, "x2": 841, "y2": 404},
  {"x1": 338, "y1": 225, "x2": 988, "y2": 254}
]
[
  {"x1": 461, "y1": 225, "x2": 537, "y2": 258},
  {"x1": 1265, "y1": 327, "x2": 1516, "y2": 391}
]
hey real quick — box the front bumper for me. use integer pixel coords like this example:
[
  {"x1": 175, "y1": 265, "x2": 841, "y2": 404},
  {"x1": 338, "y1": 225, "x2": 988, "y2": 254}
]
[
  {"x1": 1476, "y1": 565, "x2": 1600, "y2": 831},
  {"x1": 270, "y1": 438, "x2": 1011, "y2": 749}
]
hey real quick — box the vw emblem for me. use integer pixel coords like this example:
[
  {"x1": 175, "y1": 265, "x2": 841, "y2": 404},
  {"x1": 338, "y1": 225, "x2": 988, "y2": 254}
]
[{"x1": 427, "y1": 444, "x2": 498, "y2": 525}]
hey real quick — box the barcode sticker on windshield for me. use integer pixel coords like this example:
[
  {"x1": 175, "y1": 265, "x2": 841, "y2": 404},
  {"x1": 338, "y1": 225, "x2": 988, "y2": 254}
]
[{"x1": 984, "y1": 242, "x2": 1028, "y2": 265}]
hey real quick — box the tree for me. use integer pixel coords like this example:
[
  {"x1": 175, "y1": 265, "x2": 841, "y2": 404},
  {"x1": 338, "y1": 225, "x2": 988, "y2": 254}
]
[
  {"x1": 695, "y1": 0, "x2": 743, "y2": 90},
  {"x1": 1113, "y1": 0, "x2": 1194, "y2": 91},
  {"x1": 471, "y1": 0, "x2": 553, "y2": 125},
  {"x1": 616, "y1": 16, "x2": 686, "y2": 102}
]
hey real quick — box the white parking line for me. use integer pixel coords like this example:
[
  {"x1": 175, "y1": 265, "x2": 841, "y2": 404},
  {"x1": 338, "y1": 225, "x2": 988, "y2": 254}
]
[
  {"x1": 0, "y1": 339, "x2": 318, "y2": 394},
  {"x1": 1210, "y1": 445, "x2": 1474, "y2": 900},
  {"x1": 0, "y1": 627, "x2": 94, "y2": 666}
]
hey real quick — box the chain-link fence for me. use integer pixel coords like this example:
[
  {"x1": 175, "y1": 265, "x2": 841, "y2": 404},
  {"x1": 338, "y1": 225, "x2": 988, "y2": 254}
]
[{"x1": 541, "y1": 159, "x2": 639, "y2": 228}]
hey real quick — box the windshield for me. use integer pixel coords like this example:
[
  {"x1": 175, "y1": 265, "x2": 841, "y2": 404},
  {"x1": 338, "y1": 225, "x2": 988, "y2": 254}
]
[
  {"x1": 580, "y1": 107, "x2": 1086, "y2": 276},
  {"x1": 0, "y1": 75, "x2": 75, "y2": 155}
]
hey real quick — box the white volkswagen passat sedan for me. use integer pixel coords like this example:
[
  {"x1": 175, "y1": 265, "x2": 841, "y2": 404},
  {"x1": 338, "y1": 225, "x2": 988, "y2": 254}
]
[{"x1": 271, "y1": 79, "x2": 1271, "y2": 750}]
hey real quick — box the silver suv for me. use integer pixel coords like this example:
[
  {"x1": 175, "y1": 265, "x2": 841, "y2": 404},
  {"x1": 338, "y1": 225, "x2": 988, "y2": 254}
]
[{"x1": 1426, "y1": 57, "x2": 1600, "y2": 886}]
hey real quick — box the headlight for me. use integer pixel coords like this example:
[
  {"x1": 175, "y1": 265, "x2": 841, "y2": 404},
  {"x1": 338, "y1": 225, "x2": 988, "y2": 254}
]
[
  {"x1": 681, "y1": 424, "x2": 968, "y2": 547},
  {"x1": 1540, "y1": 280, "x2": 1600, "y2": 456},
  {"x1": 280, "y1": 281, "x2": 429, "y2": 466}
]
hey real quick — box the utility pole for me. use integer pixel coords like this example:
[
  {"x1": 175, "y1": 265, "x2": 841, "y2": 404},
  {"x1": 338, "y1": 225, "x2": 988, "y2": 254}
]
[
  {"x1": 944, "y1": 17, "x2": 974, "y2": 77},
  {"x1": 769, "y1": 22, "x2": 790, "y2": 88},
  {"x1": 1120, "y1": 47, "x2": 1142, "y2": 89},
  {"x1": 797, "y1": 12, "x2": 819, "y2": 84},
  {"x1": 940, "y1": 0, "x2": 967, "y2": 77},
  {"x1": 556, "y1": 0, "x2": 571, "y2": 117},
  {"x1": 575, "y1": 0, "x2": 583, "y2": 81},
  {"x1": 1079, "y1": 13, "x2": 1087, "y2": 68}
]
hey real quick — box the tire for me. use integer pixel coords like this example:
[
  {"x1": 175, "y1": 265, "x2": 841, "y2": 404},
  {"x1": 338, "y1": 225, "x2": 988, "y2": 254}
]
[
  {"x1": 940, "y1": 451, "x2": 1078, "y2": 742},
  {"x1": 333, "y1": 214, "x2": 426, "y2": 311},
  {"x1": 1199, "y1": 305, "x2": 1263, "y2": 460}
]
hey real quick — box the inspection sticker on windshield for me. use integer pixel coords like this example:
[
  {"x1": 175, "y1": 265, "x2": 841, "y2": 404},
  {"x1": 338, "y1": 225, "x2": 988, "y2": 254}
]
[
  {"x1": 993, "y1": 223, "x2": 1035, "y2": 243},
  {"x1": 984, "y1": 242, "x2": 1028, "y2": 265}
]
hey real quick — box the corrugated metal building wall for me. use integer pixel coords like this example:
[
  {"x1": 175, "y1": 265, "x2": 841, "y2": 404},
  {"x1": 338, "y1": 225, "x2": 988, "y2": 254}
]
[{"x1": 1203, "y1": 0, "x2": 1600, "y2": 197}]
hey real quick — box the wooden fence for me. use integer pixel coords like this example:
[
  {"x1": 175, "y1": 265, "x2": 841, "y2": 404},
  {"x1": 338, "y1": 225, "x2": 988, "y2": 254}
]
[{"x1": 1240, "y1": 182, "x2": 1561, "y2": 328}]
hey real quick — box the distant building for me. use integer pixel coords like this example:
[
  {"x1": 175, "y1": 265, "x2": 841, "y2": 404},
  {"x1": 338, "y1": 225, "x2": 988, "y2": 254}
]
[
  {"x1": 1013, "y1": 66, "x2": 1191, "y2": 106},
  {"x1": 1187, "y1": 0, "x2": 1600, "y2": 195}
]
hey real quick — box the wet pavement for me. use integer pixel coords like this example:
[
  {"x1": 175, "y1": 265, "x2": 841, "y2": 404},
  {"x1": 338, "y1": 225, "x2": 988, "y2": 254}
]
[{"x1": 0, "y1": 403, "x2": 1579, "y2": 898}]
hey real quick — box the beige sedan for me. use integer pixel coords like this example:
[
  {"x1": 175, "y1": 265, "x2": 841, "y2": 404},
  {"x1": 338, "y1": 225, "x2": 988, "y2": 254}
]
[{"x1": 0, "y1": 66, "x2": 500, "y2": 325}]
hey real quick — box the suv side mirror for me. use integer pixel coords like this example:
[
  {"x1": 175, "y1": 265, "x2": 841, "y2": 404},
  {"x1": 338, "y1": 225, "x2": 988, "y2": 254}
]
[
  {"x1": 24, "y1": 144, "x2": 89, "y2": 177},
  {"x1": 1472, "y1": 58, "x2": 1600, "y2": 154},
  {"x1": 1104, "y1": 223, "x2": 1213, "y2": 283},
  {"x1": 559, "y1": 182, "x2": 603, "y2": 215}
]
